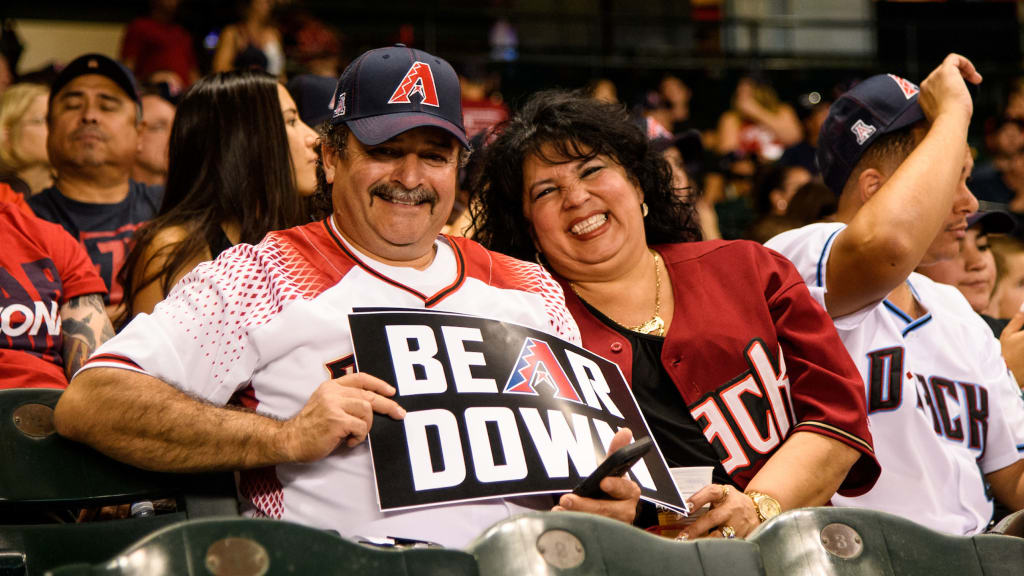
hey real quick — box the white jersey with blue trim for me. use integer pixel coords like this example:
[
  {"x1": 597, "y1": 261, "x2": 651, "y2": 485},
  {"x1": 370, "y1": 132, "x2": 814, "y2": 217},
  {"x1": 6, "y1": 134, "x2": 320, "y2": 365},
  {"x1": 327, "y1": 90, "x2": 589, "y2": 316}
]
[{"x1": 767, "y1": 221, "x2": 1024, "y2": 535}]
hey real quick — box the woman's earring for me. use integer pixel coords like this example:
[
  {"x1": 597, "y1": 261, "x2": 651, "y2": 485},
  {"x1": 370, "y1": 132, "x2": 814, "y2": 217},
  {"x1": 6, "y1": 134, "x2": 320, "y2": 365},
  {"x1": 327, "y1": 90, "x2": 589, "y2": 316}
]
[
  {"x1": 641, "y1": 202, "x2": 649, "y2": 218},
  {"x1": 535, "y1": 252, "x2": 545, "y2": 266}
]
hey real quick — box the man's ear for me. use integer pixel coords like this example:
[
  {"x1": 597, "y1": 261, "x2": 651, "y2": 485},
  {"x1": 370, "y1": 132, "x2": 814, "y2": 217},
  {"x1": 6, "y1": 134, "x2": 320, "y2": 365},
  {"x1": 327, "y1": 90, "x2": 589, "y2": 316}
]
[
  {"x1": 857, "y1": 167, "x2": 886, "y2": 204},
  {"x1": 321, "y1": 141, "x2": 337, "y2": 184}
]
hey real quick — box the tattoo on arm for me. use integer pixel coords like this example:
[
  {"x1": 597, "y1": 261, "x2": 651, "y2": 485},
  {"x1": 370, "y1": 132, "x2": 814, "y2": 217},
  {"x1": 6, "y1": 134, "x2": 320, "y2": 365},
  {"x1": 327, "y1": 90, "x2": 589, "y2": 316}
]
[{"x1": 61, "y1": 293, "x2": 115, "y2": 379}]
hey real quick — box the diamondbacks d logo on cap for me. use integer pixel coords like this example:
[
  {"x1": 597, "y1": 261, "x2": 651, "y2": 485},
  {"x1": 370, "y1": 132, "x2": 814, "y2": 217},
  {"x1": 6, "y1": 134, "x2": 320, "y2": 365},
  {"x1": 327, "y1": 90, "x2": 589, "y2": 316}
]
[
  {"x1": 851, "y1": 119, "x2": 876, "y2": 145},
  {"x1": 388, "y1": 61, "x2": 440, "y2": 107},
  {"x1": 333, "y1": 92, "x2": 346, "y2": 117},
  {"x1": 887, "y1": 74, "x2": 920, "y2": 100}
]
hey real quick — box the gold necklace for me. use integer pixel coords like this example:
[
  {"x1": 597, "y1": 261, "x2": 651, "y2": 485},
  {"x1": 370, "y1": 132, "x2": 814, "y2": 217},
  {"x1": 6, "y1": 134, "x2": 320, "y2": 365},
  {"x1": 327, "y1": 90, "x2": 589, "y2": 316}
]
[{"x1": 571, "y1": 250, "x2": 665, "y2": 336}]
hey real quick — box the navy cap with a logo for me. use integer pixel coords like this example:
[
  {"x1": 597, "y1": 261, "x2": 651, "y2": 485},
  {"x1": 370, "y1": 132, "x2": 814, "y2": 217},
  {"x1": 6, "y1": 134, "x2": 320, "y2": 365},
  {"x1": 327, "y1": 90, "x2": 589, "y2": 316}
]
[
  {"x1": 817, "y1": 73, "x2": 925, "y2": 195},
  {"x1": 329, "y1": 44, "x2": 468, "y2": 147},
  {"x1": 50, "y1": 53, "x2": 141, "y2": 106}
]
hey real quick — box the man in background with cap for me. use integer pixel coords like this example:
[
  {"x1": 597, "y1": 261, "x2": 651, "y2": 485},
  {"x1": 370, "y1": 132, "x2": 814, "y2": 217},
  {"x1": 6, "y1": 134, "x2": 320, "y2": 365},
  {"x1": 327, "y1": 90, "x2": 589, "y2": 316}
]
[
  {"x1": 767, "y1": 53, "x2": 1024, "y2": 534},
  {"x1": 54, "y1": 45, "x2": 640, "y2": 548},
  {"x1": 29, "y1": 53, "x2": 163, "y2": 322}
]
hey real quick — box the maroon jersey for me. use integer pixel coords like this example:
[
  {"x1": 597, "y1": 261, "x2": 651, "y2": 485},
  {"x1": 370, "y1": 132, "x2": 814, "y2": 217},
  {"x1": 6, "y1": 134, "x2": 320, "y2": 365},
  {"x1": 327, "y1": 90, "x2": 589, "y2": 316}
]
[{"x1": 561, "y1": 240, "x2": 879, "y2": 495}]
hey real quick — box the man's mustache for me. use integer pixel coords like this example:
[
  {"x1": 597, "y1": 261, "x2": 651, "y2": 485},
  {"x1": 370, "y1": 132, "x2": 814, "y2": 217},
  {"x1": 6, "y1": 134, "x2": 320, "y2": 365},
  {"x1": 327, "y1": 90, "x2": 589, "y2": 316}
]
[
  {"x1": 369, "y1": 182, "x2": 439, "y2": 212},
  {"x1": 70, "y1": 126, "x2": 108, "y2": 142}
]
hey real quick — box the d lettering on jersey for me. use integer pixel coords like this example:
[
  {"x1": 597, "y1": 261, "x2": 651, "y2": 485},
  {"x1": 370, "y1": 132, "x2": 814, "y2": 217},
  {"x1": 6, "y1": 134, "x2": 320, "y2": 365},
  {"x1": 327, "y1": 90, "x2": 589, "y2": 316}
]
[{"x1": 868, "y1": 345, "x2": 989, "y2": 453}]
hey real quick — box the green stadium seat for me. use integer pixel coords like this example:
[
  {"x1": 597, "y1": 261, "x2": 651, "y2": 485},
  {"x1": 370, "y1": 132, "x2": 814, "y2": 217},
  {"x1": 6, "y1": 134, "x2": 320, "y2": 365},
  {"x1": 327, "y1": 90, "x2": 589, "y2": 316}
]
[
  {"x1": 0, "y1": 388, "x2": 239, "y2": 575},
  {"x1": 46, "y1": 517, "x2": 481, "y2": 576},
  {"x1": 748, "y1": 506, "x2": 1024, "y2": 576},
  {"x1": 990, "y1": 508, "x2": 1024, "y2": 538},
  {"x1": 467, "y1": 511, "x2": 764, "y2": 576}
]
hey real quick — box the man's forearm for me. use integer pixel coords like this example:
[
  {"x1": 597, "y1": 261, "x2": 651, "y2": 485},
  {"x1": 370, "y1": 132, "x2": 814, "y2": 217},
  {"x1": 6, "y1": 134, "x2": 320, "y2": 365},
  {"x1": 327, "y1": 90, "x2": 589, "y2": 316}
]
[{"x1": 55, "y1": 367, "x2": 290, "y2": 473}]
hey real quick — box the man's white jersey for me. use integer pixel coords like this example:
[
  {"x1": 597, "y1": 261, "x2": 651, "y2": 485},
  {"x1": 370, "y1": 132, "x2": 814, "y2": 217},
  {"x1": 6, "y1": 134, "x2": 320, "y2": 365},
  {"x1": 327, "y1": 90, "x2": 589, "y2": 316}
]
[
  {"x1": 84, "y1": 217, "x2": 580, "y2": 548},
  {"x1": 767, "y1": 222, "x2": 1024, "y2": 535}
]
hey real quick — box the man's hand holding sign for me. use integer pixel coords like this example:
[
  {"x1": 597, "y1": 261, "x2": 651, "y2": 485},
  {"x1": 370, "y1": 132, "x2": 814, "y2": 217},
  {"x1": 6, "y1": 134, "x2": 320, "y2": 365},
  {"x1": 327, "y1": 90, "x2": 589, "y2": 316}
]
[
  {"x1": 280, "y1": 374, "x2": 407, "y2": 462},
  {"x1": 348, "y1": 309, "x2": 688, "y2": 521}
]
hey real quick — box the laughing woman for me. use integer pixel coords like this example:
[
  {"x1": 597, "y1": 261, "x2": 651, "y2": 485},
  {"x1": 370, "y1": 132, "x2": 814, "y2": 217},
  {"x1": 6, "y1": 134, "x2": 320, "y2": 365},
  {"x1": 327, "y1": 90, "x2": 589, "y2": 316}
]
[{"x1": 472, "y1": 90, "x2": 880, "y2": 539}]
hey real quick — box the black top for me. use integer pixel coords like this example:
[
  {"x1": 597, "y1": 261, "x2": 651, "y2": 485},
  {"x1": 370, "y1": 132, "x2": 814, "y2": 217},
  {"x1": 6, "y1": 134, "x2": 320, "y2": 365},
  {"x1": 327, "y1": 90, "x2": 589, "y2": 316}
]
[
  {"x1": 579, "y1": 300, "x2": 737, "y2": 488},
  {"x1": 980, "y1": 314, "x2": 1009, "y2": 339},
  {"x1": 28, "y1": 181, "x2": 163, "y2": 304},
  {"x1": 206, "y1": 225, "x2": 235, "y2": 260}
]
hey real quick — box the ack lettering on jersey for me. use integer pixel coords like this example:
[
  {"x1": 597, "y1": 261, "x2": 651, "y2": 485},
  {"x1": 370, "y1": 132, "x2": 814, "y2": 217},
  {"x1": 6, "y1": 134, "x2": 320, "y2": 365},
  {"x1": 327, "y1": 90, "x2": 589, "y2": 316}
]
[
  {"x1": 690, "y1": 339, "x2": 794, "y2": 474},
  {"x1": 868, "y1": 346, "x2": 988, "y2": 453}
]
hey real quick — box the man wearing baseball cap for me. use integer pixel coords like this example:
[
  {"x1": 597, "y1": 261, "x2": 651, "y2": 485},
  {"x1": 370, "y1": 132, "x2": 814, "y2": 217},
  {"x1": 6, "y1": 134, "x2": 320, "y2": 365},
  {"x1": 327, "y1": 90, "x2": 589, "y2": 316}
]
[
  {"x1": 28, "y1": 53, "x2": 163, "y2": 321},
  {"x1": 767, "y1": 54, "x2": 1024, "y2": 534},
  {"x1": 55, "y1": 45, "x2": 640, "y2": 547}
]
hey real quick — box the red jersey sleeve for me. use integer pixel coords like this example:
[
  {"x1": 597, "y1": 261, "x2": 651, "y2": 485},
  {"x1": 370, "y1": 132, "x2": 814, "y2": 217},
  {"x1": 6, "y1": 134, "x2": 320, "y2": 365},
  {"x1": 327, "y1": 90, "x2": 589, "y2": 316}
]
[{"x1": 762, "y1": 248, "x2": 880, "y2": 496}]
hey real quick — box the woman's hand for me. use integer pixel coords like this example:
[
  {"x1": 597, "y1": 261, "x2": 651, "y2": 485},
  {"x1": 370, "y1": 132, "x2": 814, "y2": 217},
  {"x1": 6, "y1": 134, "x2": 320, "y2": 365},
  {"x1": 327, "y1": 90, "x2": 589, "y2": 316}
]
[
  {"x1": 679, "y1": 484, "x2": 759, "y2": 540},
  {"x1": 551, "y1": 428, "x2": 642, "y2": 524}
]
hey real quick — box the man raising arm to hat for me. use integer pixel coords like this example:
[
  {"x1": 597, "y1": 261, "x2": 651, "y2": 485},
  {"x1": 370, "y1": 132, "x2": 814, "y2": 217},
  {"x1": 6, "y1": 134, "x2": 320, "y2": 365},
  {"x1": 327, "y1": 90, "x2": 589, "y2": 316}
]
[
  {"x1": 55, "y1": 45, "x2": 640, "y2": 547},
  {"x1": 766, "y1": 54, "x2": 1024, "y2": 534}
]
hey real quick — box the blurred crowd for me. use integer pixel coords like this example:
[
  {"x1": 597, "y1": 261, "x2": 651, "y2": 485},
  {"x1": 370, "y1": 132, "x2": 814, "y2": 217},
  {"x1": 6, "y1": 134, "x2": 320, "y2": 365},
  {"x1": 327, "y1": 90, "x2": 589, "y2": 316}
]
[{"x1": 3, "y1": 0, "x2": 1024, "y2": 554}]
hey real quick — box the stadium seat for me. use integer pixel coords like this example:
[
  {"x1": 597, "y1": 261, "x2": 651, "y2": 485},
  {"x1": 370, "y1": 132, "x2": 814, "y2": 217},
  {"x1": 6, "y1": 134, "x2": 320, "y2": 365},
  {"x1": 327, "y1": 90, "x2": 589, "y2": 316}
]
[
  {"x1": 990, "y1": 508, "x2": 1024, "y2": 538},
  {"x1": 0, "y1": 388, "x2": 238, "y2": 575},
  {"x1": 46, "y1": 517, "x2": 480, "y2": 576},
  {"x1": 748, "y1": 506, "x2": 1024, "y2": 576},
  {"x1": 467, "y1": 511, "x2": 764, "y2": 576}
]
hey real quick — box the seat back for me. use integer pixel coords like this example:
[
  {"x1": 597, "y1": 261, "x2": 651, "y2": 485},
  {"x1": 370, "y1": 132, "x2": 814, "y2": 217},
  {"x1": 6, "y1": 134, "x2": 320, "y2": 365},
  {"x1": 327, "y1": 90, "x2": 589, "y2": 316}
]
[
  {"x1": 47, "y1": 518, "x2": 480, "y2": 576},
  {"x1": 0, "y1": 388, "x2": 238, "y2": 575},
  {"x1": 0, "y1": 388, "x2": 235, "y2": 514},
  {"x1": 748, "y1": 507, "x2": 1006, "y2": 576},
  {"x1": 467, "y1": 511, "x2": 764, "y2": 576}
]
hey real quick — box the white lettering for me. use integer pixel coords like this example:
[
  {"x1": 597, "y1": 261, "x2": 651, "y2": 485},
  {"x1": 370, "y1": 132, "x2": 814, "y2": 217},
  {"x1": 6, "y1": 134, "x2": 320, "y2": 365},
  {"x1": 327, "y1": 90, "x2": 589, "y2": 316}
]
[
  {"x1": 520, "y1": 407, "x2": 598, "y2": 477},
  {"x1": 692, "y1": 398, "x2": 750, "y2": 473},
  {"x1": 751, "y1": 343, "x2": 792, "y2": 435},
  {"x1": 1, "y1": 304, "x2": 33, "y2": 337},
  {"x1": 386, "y1": 325, "x2": 447, "y2": 395},
  {"x1": 565, "y1": 350, "x2": 623, "y2": 417},
  {"x1": 404, "y1": 409, "x2": 466, "y2": 490},
  {"x1": 442, "y1": 326, "x2": 497, "y2": 393},
  {"x1": 30, "y1": 301, "x2": 60, "y2": 336},
  {"x1": 464, "y1": 407, "x2": 527, "y2": 483},
  {"x1": 592, "y1": 420, "x2": 657, "y2": 490},
  {"x1": 721, "y1": 375, "x2": 780, "y2": 454}
]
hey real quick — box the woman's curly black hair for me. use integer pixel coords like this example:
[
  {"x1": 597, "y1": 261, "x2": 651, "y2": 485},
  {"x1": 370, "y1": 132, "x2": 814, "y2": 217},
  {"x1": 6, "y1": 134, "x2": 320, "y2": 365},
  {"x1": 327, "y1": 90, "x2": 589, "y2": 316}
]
[{"x1": 470, "y1": 89, "x2": 701, "y2": 262}]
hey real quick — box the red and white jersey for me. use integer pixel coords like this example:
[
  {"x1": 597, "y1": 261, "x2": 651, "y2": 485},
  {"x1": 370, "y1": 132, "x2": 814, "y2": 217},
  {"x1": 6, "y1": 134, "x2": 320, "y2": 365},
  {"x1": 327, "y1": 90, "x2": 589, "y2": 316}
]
[
  {"x1": 768, "y1": 222, "x2": 1024, "y2": 535},
  {"x1": 83, "y1": 217, "x2": 579, "y2": 547}
]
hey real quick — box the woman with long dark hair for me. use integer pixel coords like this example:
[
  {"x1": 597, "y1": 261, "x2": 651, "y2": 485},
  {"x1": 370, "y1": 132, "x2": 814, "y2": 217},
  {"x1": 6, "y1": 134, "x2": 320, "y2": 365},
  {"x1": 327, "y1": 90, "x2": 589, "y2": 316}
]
[
  {"x1": 120, "y1": 70, "x2": 318, "y2": 323},
  {"x1": 472, "y1": 90, "x2": 879, "y2": 539}
]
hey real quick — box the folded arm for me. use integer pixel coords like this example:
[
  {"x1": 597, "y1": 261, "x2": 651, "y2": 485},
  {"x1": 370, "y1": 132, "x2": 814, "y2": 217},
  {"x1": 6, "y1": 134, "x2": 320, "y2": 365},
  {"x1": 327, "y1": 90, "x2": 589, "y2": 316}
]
[{"x1": 54, "y1": 367, "x2": 405, "y2": 472}]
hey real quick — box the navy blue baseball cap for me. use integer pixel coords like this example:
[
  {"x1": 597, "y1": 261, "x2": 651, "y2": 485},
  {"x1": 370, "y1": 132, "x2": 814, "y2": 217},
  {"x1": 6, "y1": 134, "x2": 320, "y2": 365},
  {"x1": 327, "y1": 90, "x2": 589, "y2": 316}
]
[
  {"x1": 818, "y1": 73, "x2": 925, "y2": 195},
  {"x1": 287, "y1": 74, "x2": 335, "y2": 126},
  {"x1": 329, "y1": 44, "x2": 468, "y2": 147},
  {"x1": 967, "y1": 209, "x2": 1017, "y2": 235},
  {"x1": 51, "y1": 53, "x2": 140, "y2": 106}
]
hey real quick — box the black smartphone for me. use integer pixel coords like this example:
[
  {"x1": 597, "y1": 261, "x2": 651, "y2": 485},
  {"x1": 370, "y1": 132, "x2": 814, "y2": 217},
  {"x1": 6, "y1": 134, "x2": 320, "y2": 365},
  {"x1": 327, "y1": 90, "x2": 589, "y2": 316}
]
[{"x1": 571, "y1": 436, "x2": 653, "y2": 500}]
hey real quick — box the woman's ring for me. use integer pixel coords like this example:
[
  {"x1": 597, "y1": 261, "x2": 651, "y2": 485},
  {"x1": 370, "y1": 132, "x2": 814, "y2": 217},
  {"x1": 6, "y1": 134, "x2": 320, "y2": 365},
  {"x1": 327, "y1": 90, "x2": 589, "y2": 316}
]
[
  {"x1": 720, "y1": 525, "x2": 737, "y2": 539},
  {"x1": 719, "y1": 485, "x2": 731, "y2": 503}
]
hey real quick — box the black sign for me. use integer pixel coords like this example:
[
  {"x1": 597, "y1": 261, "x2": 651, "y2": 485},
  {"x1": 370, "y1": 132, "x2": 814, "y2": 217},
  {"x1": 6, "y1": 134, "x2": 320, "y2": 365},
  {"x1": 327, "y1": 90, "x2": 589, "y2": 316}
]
[{"x1": 348, "y1": 310, "x2": 686, "y2": 513}]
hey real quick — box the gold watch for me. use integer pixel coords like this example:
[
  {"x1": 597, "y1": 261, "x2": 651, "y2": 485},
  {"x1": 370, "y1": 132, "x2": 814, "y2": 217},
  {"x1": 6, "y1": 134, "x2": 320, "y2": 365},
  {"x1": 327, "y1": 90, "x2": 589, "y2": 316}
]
[{"x1": 746, "y1": 491, "x2": 781, "y2": 523}]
